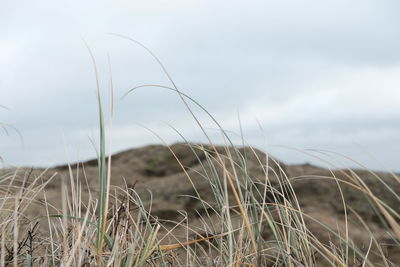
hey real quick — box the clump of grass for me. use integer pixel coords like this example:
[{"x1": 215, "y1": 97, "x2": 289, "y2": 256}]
[
  {"x1": 1, "y1": 140, "x2": 399, "y2": 265},
  {"x1": 0, "y1": 38, "x2": 399, "y2": 266}
]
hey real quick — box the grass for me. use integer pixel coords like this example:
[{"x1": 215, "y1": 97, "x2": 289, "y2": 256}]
[
  {"x1": 0, "y1": 39, "x2": 399, "y2": 266},
  {"x1": 1, "y1": 142, "x2": 399, "y2": 266}
]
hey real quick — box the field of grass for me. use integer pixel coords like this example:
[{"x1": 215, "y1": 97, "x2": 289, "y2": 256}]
[{"x1": 0, "y1": 40, "x2": 399, "y2": 266}]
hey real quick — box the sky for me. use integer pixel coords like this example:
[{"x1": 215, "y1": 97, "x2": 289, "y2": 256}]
[{"x1": 1, "y1": 0, "x2": 400, "y2": 171}]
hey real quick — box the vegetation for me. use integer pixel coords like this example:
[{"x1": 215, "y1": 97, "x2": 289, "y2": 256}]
[{"x1": 0, "y1": 39, "x2": 399, "y2": 266}]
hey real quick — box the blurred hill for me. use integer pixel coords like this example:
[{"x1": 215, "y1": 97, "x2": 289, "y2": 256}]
[{"x1": 1, "y1": 143, "x2": 399, "y2": 263}]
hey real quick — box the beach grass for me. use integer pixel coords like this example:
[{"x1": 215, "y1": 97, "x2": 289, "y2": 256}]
[{"x1": 0, "y1": 40, "x2": 399, "y2": 266}]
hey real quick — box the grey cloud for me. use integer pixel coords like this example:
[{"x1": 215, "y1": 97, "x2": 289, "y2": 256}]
[{"x1": 1, "y1": 0, "x2": 399, "y2": 171}]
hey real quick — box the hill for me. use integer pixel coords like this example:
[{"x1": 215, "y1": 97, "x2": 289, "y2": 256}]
[{"x1": 1, "y1": 143, "x2": 399, "y2": 265}]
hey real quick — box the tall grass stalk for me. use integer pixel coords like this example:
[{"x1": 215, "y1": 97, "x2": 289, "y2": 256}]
[{"x1": 83, "y1": 41, "x2": 108, "y2": 252}]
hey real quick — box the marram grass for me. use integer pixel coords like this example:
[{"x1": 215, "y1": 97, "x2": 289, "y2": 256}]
[
  {"x1": 0, "y1": 39, "x2": 399, "y2": 266},
  {"x1": 1, "y1": 141, "x2": 399, "y2": 266}
]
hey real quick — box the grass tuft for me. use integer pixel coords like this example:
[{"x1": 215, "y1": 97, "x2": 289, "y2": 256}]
[{"x1": 0, "y1": 40, "x2": 399, "y2": 266}]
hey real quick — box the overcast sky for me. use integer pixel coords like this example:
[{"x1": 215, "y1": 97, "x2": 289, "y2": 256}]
[{"x1": 1, "y1": 0, "x2": 400, "y2": 171}]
